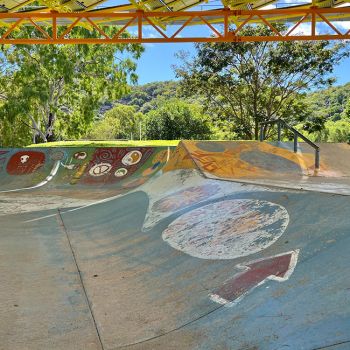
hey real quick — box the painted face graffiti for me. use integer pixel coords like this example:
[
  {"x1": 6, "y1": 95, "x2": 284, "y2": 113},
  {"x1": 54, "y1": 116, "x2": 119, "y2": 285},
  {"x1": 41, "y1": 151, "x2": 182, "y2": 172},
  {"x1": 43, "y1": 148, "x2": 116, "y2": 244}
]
[
  {"x1": 20, "y1": 155, "x2": 30, "y2": 164},
  {"x1": 6, "y1": 151, "x2": 46, "y2": 175},
  {"x1": 89, "y1": 163, "x2": 112, "y2": 177}
]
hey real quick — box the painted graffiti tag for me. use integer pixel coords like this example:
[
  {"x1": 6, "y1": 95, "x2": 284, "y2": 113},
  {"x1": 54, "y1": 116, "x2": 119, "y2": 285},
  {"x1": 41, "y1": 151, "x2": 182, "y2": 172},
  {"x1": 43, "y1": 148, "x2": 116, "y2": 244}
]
[
  {"x1": 210, "y1": 250, "x2": 300, "y2": 306},
  {"x1": 82, "y1": 148, "x2": 153, "y2": 184},
  {"x1": 6, "y1": 151, "x2": 45, "y2": 175}
]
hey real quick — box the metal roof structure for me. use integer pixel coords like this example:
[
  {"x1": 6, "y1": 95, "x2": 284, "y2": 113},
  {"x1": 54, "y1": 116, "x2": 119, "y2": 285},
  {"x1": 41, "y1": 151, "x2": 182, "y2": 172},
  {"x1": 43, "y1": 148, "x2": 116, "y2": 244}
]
[{"x1": 0, "y1": 0, "x2": 350, "y2": 43}]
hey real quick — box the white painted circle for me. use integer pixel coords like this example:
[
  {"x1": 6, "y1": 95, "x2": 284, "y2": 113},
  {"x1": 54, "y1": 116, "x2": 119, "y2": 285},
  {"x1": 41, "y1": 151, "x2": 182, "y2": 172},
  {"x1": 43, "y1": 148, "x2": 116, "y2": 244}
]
[
  {"x1": 122, "y1": 151, "x2": 142, "y2": 166},
  {"x1": 115, "y1": 167, "x2": 128, "y2": 177},
  {"x1": 89, "y1": 162, "x2": 112, "y2": 177},
  {"x1": 162, "y1": 199, "x2": 289, "y2": 260}
]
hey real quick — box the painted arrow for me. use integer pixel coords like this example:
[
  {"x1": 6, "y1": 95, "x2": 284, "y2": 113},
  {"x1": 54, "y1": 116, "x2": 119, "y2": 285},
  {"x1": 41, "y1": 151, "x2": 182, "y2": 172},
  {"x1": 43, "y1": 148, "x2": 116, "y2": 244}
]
[{"x1": 210, "y1": 250, "x2": 300, "y2": 306}]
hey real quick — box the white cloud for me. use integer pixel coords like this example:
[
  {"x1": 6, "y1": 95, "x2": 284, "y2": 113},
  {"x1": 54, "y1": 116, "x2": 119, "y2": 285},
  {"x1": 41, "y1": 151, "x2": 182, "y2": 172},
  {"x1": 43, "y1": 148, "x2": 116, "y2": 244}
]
[
  {"x1": 287, "y1": 22, "x2": 320, "y2": 35},
  {"x1": 332, "y1": 21, "x2": 350, "y2": 31}
]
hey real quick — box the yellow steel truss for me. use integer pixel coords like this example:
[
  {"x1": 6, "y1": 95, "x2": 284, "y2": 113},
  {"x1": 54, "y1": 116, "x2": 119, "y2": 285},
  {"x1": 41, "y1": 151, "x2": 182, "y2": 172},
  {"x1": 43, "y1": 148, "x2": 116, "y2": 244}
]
[{"x1": 0, "y1": 0, "x2": 350, "y2": 42}]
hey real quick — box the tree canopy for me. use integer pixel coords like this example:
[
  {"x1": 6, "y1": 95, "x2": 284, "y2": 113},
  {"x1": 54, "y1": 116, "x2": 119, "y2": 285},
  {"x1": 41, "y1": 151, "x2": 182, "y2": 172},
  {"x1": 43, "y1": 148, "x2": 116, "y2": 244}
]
[
  {"x1": 0, "y1": 27, "x2": 143, "y2": 147},
  {"x1": 143, "y1": 99, "x2": 211, "y2": 140},
  {"x1": 86, "y1": 104, "x2": 144, "y2": 140},
  {"x1": 175, "y1": 25, "x2": 349, "y2": 140}
]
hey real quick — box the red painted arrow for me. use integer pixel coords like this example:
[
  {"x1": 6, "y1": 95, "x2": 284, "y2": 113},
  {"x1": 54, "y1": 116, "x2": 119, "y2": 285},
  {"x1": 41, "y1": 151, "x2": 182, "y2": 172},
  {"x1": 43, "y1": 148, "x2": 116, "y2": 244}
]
[{"x1": 210, "y1": 250, "x2": 299, "y2": 305}]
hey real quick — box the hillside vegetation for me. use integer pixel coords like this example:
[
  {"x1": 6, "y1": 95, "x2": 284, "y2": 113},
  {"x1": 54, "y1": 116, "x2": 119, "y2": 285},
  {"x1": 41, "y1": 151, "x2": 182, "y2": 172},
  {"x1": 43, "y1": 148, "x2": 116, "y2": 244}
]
[
  {"x1": 114, "y1": 80, "x2": 350, "y2": 143},
  {"x1": 298, "y1": 83, "x2": 350, "y2": 142},
  {"x1": 307, "y1": 83, "x2": 350, "y2": 121},
  {"x1": 1, "y1": 31, "x2": 349, "y2": 146}
]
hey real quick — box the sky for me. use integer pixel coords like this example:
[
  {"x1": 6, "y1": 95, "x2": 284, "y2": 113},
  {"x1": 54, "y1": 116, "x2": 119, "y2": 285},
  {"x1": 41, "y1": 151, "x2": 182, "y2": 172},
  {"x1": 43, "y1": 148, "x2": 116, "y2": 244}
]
[
  {"x1": 135, "y1": 42, "x2": 350, "y2": 87},
  {"x1": 103, "y1": 0, "x2": 350, "y2": 86},
  {"x1": 135, "y1": 43, "x2": 193, "y2": 85}
]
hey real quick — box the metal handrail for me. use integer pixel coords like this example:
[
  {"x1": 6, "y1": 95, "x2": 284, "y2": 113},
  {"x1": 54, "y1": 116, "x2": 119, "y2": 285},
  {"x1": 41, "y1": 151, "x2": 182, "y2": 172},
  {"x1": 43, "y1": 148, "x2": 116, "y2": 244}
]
[{"x1": 259, "y1": 119, "x2": 320, "y2": 170}]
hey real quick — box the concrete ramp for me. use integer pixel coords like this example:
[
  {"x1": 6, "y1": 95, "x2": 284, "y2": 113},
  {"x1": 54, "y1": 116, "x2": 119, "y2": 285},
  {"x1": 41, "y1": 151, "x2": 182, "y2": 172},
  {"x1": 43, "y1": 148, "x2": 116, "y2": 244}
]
[
  {"x1": 0, "y1": 142, "x2": 350, "y2": 350},
  {"x1": 184, "y1": 140, "x2": 350, "y2": 194}
]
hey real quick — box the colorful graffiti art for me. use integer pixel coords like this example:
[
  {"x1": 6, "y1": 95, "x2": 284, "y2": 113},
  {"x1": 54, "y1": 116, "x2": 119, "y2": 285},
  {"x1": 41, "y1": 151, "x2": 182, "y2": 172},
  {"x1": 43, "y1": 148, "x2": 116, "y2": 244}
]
[
  {"x1": 163, "y1": 143, "x2": 196, "y2": 173},
  {"x1": 184, "y1": 141, "x2": 319, "y2": 180},
  {"x1": 142, "y1": 149, "x2": 168, "y2": 177},
  {"x1": 162, "y1": 199, "x2": 289, "y2": 259},
  {"x1": 81, "y1": 148, "x2": 154, "y2": 184},
  {"x1": 6, "y1": 151, "x2": 46, "y2": 175}
]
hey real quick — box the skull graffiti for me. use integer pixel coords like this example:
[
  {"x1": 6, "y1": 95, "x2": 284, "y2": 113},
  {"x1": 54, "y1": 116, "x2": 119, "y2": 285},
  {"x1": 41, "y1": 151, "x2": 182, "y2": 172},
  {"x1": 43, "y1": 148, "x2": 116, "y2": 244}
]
[{"x1": 20, "y1": 155, "x2": 30, "y2": 164}]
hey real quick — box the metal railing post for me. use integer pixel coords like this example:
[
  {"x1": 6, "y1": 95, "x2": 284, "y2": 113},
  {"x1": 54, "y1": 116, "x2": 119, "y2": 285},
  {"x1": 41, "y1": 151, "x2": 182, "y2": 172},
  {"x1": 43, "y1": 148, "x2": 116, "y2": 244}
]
[
  {"x1": 293, "y1": 132, "x2": 298, "y2": 153},
  {"x1": 259, "y1": 119, "x2": 320, "y2": 171}
]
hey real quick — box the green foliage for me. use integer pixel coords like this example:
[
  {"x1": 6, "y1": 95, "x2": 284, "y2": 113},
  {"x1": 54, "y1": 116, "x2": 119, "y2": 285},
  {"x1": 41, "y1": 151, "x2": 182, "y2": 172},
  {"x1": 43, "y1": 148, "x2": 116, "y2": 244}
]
[
  {"x1": 119, "y1": 80, "x2": 180, "y2": 113},
  {"x1": 297, "y1": 117, "x2": 350, "y2": 143},
  {"x1": 86, "y1": 104, "x2": 144, "y2": 140},
  {"x1": 175, "y1": 25, "x2": 348, "y2": 140},
  {"x1": 0, "y1": 26, "x2": 143, "y2": 147},
  {"x1": 306, "y1": 83, "x2": 350, "y2": 123},
  {"x1": 27, "y1": 140, "x2": 180, "y2": 147},
  {"x1": 324, "y1": 119, "x2": 350, "y2": 142},
  {"x1": 144, "y1": 99, "x2": 211, "y2": 140}
]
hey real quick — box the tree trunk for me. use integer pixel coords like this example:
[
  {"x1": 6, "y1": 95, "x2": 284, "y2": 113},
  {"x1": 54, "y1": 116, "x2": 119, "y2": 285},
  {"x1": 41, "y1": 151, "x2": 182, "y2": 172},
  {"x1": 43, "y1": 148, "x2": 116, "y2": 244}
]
[
  {"x1": 45, "y1": 112, "x2": 56, "y2": 142},
  {"x1": 29, "y1": 115, "x2": 47, "y2": 143},
  {"x1": 254, "y1": 119, "x2": 259, "y2": 140}
]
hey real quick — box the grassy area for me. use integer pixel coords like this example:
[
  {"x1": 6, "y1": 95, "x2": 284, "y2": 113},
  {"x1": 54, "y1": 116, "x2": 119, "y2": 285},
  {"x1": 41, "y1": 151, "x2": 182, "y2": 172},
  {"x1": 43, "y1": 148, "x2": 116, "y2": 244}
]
[{"x1": 27, "y1": 140, "x2": 180, "y2": 148}]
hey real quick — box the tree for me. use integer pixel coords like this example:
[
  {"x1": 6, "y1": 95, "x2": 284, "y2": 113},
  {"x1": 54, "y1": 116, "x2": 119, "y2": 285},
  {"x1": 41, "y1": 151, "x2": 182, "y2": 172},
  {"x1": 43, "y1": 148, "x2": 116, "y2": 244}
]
[
  {"x1": 298, "y1": 118, "x2": 350, "y2": 143},
  {"x1": 86, "y1": 104, "x2": 144, "y2": 140},
  {"x1": 0, "y1": 26, "x2": 143, "y2": 146},
  {"x1": 306, "y1": 82, "x2": 350, "y2": 122},
  {"x1": 175, "y1": 25, "x2": 348, "y2": 140},
  {"x1": 143, "y1": 99, "x2": 211, "y2": 140}
]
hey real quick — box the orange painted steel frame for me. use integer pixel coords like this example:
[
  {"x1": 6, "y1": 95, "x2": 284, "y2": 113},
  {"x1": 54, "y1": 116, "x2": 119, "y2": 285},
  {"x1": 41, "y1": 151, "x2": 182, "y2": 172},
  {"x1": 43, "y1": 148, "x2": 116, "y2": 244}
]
[{"x1": 1, "y1": 7, "x2": 350, "y2": 43}]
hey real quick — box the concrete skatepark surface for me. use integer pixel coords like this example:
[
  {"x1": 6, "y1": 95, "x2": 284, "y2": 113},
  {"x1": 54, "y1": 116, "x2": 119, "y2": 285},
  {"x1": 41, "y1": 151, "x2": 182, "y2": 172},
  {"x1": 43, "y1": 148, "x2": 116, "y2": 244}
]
[{"x1": 0, "y1": 141, "x2": 350, "y2": 350}]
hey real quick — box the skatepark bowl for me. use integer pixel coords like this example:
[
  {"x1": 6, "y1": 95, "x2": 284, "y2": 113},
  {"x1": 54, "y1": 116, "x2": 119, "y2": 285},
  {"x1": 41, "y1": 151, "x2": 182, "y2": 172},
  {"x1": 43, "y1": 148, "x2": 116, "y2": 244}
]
[{"x1": 1, "y1": 140, "x2": 350, "y2": 350}]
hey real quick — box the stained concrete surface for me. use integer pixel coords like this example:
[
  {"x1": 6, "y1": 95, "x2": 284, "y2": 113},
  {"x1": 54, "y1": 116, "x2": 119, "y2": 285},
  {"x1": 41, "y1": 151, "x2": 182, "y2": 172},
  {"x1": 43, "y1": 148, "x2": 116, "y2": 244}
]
[{"x1": 0, "y1": 142, "x2": 349, "y2": 350}]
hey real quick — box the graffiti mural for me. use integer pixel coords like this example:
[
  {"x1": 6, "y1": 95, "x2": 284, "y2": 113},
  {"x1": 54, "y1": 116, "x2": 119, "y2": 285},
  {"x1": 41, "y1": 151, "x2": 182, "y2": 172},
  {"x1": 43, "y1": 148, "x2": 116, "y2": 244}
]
[
  {"x1": 6, "y1": 151, "x2": 46, "y2": 175},
  {"x1": 142, "y1": 149, "x2": 168, "y2": 177},
  {"x1": 81, "y1": 147, "x2": 154, "y2": 184},
  {"x1": 163, "y1": 143, "x2": 196, "y2": 172},
  {"x1": 162, "y1": 199, "x2": 289, "y2": 259},
  {"x1": 184, "y1": 141, "x2": 319, "y2": 180}
]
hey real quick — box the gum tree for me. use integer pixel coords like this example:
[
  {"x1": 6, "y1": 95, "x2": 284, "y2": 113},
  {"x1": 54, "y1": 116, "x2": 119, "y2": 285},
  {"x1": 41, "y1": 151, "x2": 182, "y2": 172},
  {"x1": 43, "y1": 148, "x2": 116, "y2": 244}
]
[
  {"x1": 0, "y1": 27, "x2": 143, "y2": 146},
  {"x1": 175, "y1": 25, "x2": 348, "y2": 140}
]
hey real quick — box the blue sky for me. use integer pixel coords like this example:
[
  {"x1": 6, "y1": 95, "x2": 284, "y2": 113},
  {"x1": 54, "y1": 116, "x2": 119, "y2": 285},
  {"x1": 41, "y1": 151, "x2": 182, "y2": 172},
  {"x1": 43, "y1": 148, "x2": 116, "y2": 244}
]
[
  {"x1": 135, "y1": 43, "x2": 193, "y2": 84},
  {"x1": 135, "y1": 42, "x2": 350, "y2": 86},
  {"x1": 105, "y1": 0, "x2": 350, "y2": 86}
]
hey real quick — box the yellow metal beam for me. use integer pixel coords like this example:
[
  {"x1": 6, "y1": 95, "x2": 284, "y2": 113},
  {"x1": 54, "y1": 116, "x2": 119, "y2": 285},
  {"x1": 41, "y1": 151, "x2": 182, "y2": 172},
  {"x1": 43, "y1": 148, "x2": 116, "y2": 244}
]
[{"x1": 0, "y1": 8, "x2": 349, "y2": 43}]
